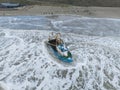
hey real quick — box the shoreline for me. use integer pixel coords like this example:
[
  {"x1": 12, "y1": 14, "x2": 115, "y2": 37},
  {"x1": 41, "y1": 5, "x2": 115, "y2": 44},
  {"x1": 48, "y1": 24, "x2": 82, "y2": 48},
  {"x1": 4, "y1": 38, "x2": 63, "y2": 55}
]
[{"x1": 0, "y1": 5, "x2": 120, "y2": 18}]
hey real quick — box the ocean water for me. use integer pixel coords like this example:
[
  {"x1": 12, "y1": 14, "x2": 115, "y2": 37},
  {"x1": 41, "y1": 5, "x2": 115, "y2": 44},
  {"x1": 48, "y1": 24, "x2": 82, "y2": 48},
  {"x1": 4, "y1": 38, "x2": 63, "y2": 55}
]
[{"x1": 0, "y1": 15, "x2": 120, "y2": 90}]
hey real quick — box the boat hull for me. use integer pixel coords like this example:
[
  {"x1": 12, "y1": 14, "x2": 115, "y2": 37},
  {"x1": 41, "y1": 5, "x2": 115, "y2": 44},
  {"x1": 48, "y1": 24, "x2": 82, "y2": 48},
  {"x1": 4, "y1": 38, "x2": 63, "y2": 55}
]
[{"x1": 46, "y1": 41, "x2": 73, "y2": 63}]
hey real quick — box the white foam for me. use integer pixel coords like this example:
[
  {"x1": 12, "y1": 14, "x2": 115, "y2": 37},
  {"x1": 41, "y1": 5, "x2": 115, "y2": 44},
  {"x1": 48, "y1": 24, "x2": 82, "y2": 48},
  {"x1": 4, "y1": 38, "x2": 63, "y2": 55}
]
[
  {"x1": 0, "y1": 82, "x2": 9, "y2": 90},
  {"x1": 0, "y1": 16, "x2": 120, "y2": 90}
]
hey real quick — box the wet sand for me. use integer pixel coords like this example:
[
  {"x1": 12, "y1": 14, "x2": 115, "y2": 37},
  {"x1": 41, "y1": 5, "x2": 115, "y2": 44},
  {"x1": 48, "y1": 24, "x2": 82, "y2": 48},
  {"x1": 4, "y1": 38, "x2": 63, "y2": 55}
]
[{"x1": 0, "y1": 5, "x2": 120, "y2": 18}]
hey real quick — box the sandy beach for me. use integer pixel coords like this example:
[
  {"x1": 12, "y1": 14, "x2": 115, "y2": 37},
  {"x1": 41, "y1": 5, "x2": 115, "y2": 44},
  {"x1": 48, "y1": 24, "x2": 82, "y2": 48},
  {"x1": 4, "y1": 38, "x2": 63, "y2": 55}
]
[{"x1": 0, "y1": 5, "x2": 120, "y2": 18}]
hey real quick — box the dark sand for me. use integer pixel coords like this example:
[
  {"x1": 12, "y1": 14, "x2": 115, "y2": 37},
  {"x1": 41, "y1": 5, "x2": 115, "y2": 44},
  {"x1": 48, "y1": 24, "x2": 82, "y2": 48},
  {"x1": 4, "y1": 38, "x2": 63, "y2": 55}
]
[{"x1": 0, "y1": 5, "x2": 120, "y2": 18}]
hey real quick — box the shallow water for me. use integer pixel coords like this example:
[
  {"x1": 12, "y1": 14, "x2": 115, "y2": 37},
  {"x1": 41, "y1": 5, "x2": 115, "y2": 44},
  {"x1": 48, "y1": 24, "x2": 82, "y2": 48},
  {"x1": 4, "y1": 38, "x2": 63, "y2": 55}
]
[
  {"x1": 0, "y1": 15, "x2": 120, "y2": 90},
  {"x1": 1, "y1": 15, "x2": 120, "y2": 37}
]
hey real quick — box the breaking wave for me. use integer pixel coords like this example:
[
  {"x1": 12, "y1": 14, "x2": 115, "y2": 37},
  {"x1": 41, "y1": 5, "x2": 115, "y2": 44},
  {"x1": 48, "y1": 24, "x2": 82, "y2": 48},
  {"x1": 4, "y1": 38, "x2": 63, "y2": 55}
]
[{"x1": 0, "y1": 15, "x2": 120, "y2": 90}]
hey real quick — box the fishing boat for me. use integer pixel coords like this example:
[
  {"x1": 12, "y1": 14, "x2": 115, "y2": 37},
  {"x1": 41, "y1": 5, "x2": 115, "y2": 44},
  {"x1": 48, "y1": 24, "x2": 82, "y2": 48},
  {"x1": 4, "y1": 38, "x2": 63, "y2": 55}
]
[{"x1": 46, "y1": 33, "x2": 73, "y2": 63}]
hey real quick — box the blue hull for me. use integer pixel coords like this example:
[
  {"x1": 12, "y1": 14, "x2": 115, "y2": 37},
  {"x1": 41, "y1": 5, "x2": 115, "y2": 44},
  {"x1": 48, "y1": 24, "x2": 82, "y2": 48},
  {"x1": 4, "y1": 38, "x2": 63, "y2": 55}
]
[
  {"x1": 52, "y1": 48, "x2": 73, "y2": 63},
  {"x1": 46, "y1": 42, "x2": 73, "y2": 63}
]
